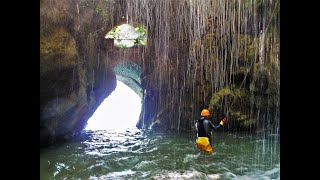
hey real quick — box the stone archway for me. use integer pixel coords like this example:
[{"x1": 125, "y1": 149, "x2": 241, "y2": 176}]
[{"x1": 40, "y1": 0, "x2": 146, "y2": 146}]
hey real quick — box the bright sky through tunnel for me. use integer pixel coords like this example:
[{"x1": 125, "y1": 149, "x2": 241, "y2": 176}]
[{"x1": 85, "y1": 81, "x2": 142, "y2": 130}]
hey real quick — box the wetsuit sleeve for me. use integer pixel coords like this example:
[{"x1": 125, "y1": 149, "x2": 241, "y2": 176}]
[
  {"x1": 209, "y1": 121, "x2": 222, "y2": 130},
  {"x1": 195, "y1": 122, "x2": 198, "y2": 138}
]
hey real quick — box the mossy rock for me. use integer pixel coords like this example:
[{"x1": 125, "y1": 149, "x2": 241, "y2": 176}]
[
  {"x1": 230, "y1": 111, "x2": 255, "y2": 127},
  {"x1": 210, "y1": 86, "x2": 246, "y2": 106},
  {"x1": 40, "y1": 27, "x2": 78, "y2": 77},
  {"x1": 238, "y1": 34, "x2": 255, "y2": 62}
]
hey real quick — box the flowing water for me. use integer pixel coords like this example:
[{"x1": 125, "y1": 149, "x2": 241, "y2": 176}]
[{"x1": 40, "y1": 127, "x2": 279, "y2": 179}]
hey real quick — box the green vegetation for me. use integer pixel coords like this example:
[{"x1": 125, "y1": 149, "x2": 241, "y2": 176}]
[
  {"x1": 210, "y1": 86, "x2": 246, "y2": 106},
  {"x1": 40, "y1": 27, "x2": 78, "y2": 76},
  {"x1": 105, "y1": 24, "x2": 147, "y2": 48},
  {"x1": 134, "y1": 26, "x2": 147, "y2": 46}
]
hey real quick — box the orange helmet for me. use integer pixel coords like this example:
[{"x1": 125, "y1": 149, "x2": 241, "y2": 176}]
[{"x1": 201, "y1": 109, "x2": 210, "y2": 116}]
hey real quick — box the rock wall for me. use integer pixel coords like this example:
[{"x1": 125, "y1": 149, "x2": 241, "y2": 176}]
[
  {"x1": 131, "y1": 0, "x2": 280, "y2": 134},
  {"x1": 40, "y1": 0, "x2": 122, "y2": 146},
  {"x1": 40, "y1": 0, "x2": 280, "y2": 146}
]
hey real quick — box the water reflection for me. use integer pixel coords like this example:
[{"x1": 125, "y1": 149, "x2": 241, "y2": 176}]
[{"x1": 84, "y1": 128, "x2": 145, "y2": 156}]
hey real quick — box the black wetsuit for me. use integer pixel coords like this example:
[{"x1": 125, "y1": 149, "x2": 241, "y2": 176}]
[{"x1": 195, "y1": 116, "x2": 222, "y2": 144}]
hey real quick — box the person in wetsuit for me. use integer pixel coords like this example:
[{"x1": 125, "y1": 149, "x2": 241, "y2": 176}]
[{"x1": 194, "y1": 109, "x2": 227, "y2": 154}]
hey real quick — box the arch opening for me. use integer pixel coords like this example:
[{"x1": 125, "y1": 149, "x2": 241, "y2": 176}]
[
  {"x1": 85, "y1": 61, "x2": 143, "y2": 131},
  {"x1": 85, "y1": 80, "x2": 142, "y2": 131}
]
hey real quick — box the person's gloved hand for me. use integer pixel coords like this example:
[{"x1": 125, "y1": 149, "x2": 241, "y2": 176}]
[{"x1": 220, "y1": 117, "x2": 227, "y2": 126}]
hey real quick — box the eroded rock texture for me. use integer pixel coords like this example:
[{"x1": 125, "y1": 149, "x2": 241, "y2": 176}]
[{"x1": 40, "y1": 0, "x2": 280, "y2": 146}]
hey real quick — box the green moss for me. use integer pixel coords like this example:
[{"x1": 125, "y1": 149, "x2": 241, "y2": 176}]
[
  {"x1": 210, "y1": 86, "x2": 246, "y2": 106},
  {"x1": 40, "y1": 0, "x2": 72, "y2": 26},
  {"x1": 238, "y1": 34, "x2": 255, "y2": 62},
  {"x1": 40, "y1": 27, "x2": 78, "y2": 76},
  {"x1": 242, "y1": 0, "x2": 263, "y2": 11},
  {"x1": 134, "y1": 25, "x2": 147, "y2": 46},
  {"x1": 242, "y1": 118, "x2": 255, "y2": 126},
  {"x1": 40, "y1": 28, "x2": 77, "y2": 58},
  {"x1": 229, "y1": 111, "x2": 255, "y2": 127},
  {"x1": 105, "y1": 24, "x2": 147, "y2": 48},
  {"x1": 203, "y1": 31, "x2": 217, "y2": 50}
]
